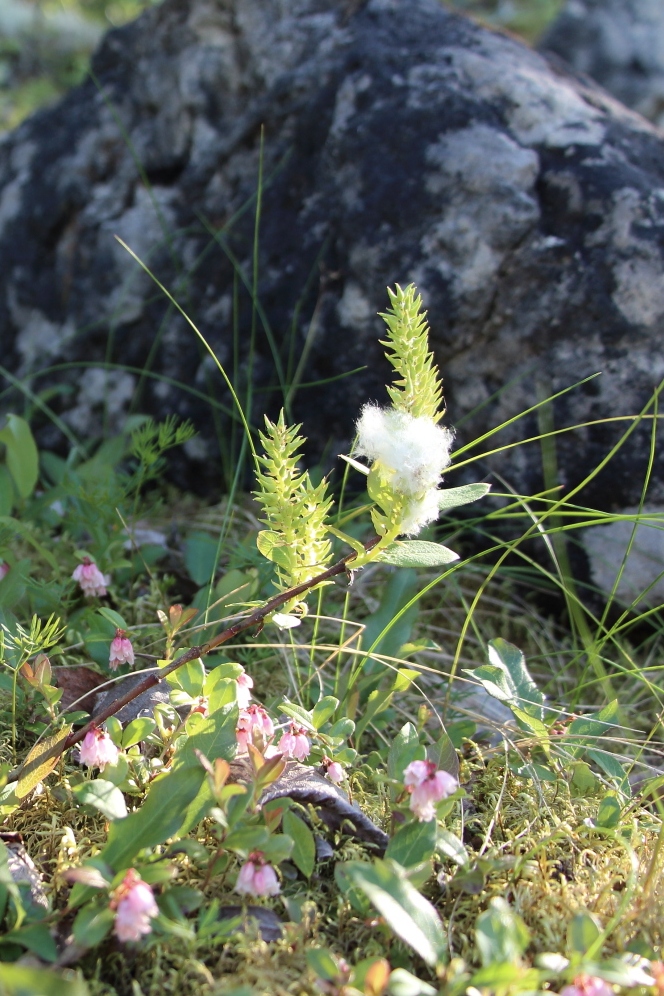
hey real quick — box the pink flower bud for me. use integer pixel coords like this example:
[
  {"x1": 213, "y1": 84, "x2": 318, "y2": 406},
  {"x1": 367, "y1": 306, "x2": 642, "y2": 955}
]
[
  {"x1": 403, "y1": 759, "x2": 458, "y2": 822},
  {"x1": 235, "y1": 704, "x2": 274, "y2": 750},
  {"x1": 112, "y1": 869, "x2": 159, "y2": 943},
  {"x1": 0, "y1": 562, "x2": 9, "y2": 581},
  {"x1": 191, "y1": 696, "x2": 209, "y2": 716},
  {"x1": 235, "y1": 851, "x2": 280, "y2": 897},
  {"x1": 78, "y1": 727, "x2": 120, "y2": 770},
  {"x1": 72, "y1": 557, "x2": 108, "y2": 597},
  {"x1": 322, "y1": 757, "x2": 345, "y2": 783},
  {"x1": 277, "y1": 723, "x2": 311, "y2": 761},
  {"x1": 109, "y1": 629, "x2": 135, "y2": 670},
  {"x1": 236, "y1": 668, "x2": 253, "y2": 709},
  {"x1": 560, "y1": 977, "x2": 614, "y2": 996}
]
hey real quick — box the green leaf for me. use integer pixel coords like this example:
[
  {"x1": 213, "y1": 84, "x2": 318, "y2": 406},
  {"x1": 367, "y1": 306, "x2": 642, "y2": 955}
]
[
  {"x1": 312, "y1": 695, "x2": 339, "y2": 729},
  {"x1": 177, "y1": 701, "x2": 238, "y2": 766},
  {"x1": 376, "y1": 541, "x2": 459, "y2": 568},
  {"x1": 388, "y1": 723, "x2": 424, "y2": 784},
  {"x1": 570, "y1": 761, "x2": 597, "y2": 794},
  {"x1": 385, "y1": 819, "x2": 436, "y2": 870},
  {"x1": 0, "y1": 415, "x2": 39, "y2": 499},
  {"x1": 475, "y1": 897, "x2": 530, "y2": 966},
  {"x1": 261, "y1": 833, "x2": 294, "y2": 866},
  {"x1": 436, "y1": 829, "x2": 469, "y2": 867},
  {"x1": 184, "y1": 531, "x2": 220, "y2": 587},
  {"x1": 102, "y1": 765, "x2": 206, "y2": 871},
  {"x1": 388, "y1": 968, "x2": 437, "y2": 996},
  {"x1": 72, "y1": 779, "x2": 127, "y2": 821},
  {"x1": 256, "y1": 529, "x2": 293, "y2": 570},
  {"x1": 2, "y1": 922, "x2": 57, "y2": 962},
  {"x1": 306, "y1": 948, "x2": 341, "y2": 982},
  {"x1": 566, "y1": 700, "x2": 620, "y2": 758},
  {"x1": 97, "y1": 607, "x2": 128, "y2": 631},
  {"x1": 566, "y1": 911, "x2": 601, "y2": 954},
  {"x1": 0, "y1": 465, "x2": 15, "y2": 516},
  {"x1": 596, "y1": 793, "x2": 621, "y2": 829},
  {"x1": 166, "y1": 657, "x2": 205, "y2": 698},
  {"x1": 72, "y1": 903, "x2": 115, "y2": 948},
  {"x1": 487, "y1": 638, "x2": 545, "y2": 720},
  {"x1": 465, "y1": 639, "x2": 544, "y2": 724},
  {"x1": 121, "y1": 717, "x2": 156, "y2": 748},
  {"x1": 586, "y1": 749, "x2": 630, "y2": 796},
  {"x1": 343, "y1": 859, "x2": 446, "y2": 967},
  {"x1": 437, "y1": 483, "x2": 491, "y2": 512},
  {"x1": 283, "y1": 810, "x2": 316, "y2": 878},
  {"x1": 105, "y1": 716, "x2": 123, "y2": 746},
  {"x1": 280, "y1": 700, "x2": 316, "y2": 733},
  {"x1": 427, "y1": 728, "x2": 459, "y2": 780},
  {"x1": 0, "y1": 964, "x2": 89, "y2": 996},
  {"x1": 511, "y1": 707, "x2": 550, "y2": 751}
]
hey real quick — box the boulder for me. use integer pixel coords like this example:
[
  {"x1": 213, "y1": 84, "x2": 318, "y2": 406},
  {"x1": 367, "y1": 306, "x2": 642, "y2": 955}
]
[
  {"x1": 1, "y1": 0, "x2": 664, "y2": 509},
  {"x1": 541, "y1": 0, "x2": 664, "y2": 127}
]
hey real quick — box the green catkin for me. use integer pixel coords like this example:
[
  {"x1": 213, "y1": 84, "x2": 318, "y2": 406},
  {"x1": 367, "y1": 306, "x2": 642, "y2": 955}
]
[
  {"x1": 254, "y1": 410, "x2": 333, "y2": 590},
  {"x1": 379, "y1": 283, "x2": 445, "y2": 421}
]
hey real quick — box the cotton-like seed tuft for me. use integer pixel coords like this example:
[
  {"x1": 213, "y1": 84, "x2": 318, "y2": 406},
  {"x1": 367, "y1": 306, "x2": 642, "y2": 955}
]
[{"x1": 355, "y1": 406, "x2": 453, "y2": 497}]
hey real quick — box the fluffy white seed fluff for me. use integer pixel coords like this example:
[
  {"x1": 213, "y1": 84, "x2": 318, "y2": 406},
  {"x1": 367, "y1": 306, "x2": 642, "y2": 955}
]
[
  {"x1": 398, "y1": 488, "x2": 442, "y2": 537},
  {"x1": 355, "y1": 406, "x2": 453, "y2": 496},
  {"x1": 355, "y1": 405, "x2": 454, "y2": 537}
]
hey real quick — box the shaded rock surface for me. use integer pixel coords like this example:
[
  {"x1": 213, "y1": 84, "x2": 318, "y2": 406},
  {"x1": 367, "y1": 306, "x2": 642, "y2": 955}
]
[
  {"x1": 583, "y1": 507, "x2": 664, "y2": 606},
  {"x1": 93, "y1": 670, "x2": 170, "y2": 723},
  {"x1": 541, "y1": 0, "x2": 664, "y2": 127},
  {"x1": 230, "y1": 755, "x2": 389, "y2": 853},
  {"x1": 1, "y1": 0, "x2": 664, "y2": 507}
]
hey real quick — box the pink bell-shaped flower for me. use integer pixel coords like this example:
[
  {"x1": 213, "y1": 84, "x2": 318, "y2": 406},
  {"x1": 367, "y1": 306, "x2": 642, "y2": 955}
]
[
  {"x1": 112, "y1": 869, "x2": 159, "y2": 943},
  {"x1": 322, "y1": 756, "x2": 345, "y2": 784},
  {"x1": 560, "y1": 977, "x2": 614, "y2": 996},
  {"x1": 236, "y1": 668, "x2": 254, "y2": 709},
  {"x1": 277, "y1": 723, "x2": 311, "y2": 761},
  {"x1": 236, "y1": 704, "x2": 274, "y2": 750},
  {"x1": 78, "y1": 727, "x2": 119, "y2": 770},
  {"x1": 109, "y1": 629, "x2": 134, "y2": 670},
  {"x1": 235, "y1": 851, "x2": 280, "y2": 898},
  {"x1": 403, "y1": 759, "x2": 458, "y2": 822},
  {"x1": 72, "y1": 557, "x2": 108, "y2": 597}
]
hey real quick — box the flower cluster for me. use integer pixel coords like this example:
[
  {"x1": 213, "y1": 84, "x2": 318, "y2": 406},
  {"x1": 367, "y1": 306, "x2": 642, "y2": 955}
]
[
  {"x1": 277, "y1": 723, "x2": 311, "y2": 760},
  {"x1": 560, "y1": 976, "x2": 613, "y2": 996},
  {"x1": 404, "y1": 759, "x2": 458, "y2": 822},
  {"x1": 109, "y1": 629, "x2": 134, "y2": 670},
  {"x1": 356, "y1": 405, "x2": 453, "y2": 536},
  {"x1": 235, "y1": 851, "x2": 280, "y2": 898},
  {"x1": 78, "y1": 727, "x2": 119, "y2": 770},
  {"x1": 111, "y1": 869, "x2": 159, "y2": 943},
  {"x1": 72, "y1": 557, "x2": 108, "y2": 597},
  {"x1": 236, "y1": 704, "x2": 274, "y2": 750}
]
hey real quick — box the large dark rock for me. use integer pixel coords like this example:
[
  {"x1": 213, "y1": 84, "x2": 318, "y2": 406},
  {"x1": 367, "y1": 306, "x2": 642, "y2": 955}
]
[
  {"x1": 1, "y1": 0, "x2": 664, "y2": 508},
  {"x1": 541, "y1": 0, "x2": 664, "y2": 127}
]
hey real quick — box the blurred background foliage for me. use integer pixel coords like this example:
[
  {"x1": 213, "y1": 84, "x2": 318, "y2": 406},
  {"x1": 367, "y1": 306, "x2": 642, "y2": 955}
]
[{"x1": 0, "y1": 0, "x2": 564, "y2": 134}]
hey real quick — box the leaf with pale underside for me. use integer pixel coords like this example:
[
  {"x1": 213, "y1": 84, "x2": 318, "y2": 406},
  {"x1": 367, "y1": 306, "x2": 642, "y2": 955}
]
[
  {"x1": 16, "y1": 727, "x2": 71, "y2": 799},
  {"x1": 376, "y1": 540, "x2": 459, "y2": 568}
]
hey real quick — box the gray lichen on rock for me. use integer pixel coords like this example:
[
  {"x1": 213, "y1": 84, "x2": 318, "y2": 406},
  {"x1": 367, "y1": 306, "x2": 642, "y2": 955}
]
[{"x1": 0, "y1": 0, "x2": 664, "y2": 509}]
